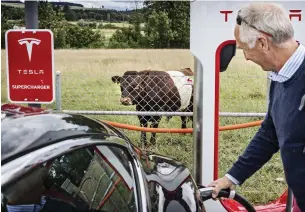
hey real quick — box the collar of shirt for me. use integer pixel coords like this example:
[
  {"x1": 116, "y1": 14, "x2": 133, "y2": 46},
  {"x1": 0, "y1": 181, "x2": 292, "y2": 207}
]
[
  {"x1": 269, "y1": 43, "x2": 305, "y2": 82},
  {"x1": 6, "y1": 196, "x2": 46, "y2": 212}
]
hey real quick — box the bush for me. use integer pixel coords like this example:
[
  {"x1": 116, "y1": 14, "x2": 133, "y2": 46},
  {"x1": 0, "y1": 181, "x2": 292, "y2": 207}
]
[
  {"x1": 54, "y1": 28, "x2": 68, "y2": 48},
  {"x1": 106, "y1": 40, "x2": 131, "y2": 48},
  {"x1": 88, "y1": 22, "x2": 97, "y2": 28},
  {"x1": 98, "y1": 23, "x2": 104, "y2": 29},
  {"x1": 77, "y1": 19, "x2": 88, "y2": 27},
  {"x1": 1, "y1": 17, "x2": 14, "y2": 49},
  {"x1": 102, "y1": 23, "x2": 120, "y2": 29},
  {"x1": 65, "y1": 25, "x2": 105, "y2": 48},
  {"x1": 108, "y1": 26, "x2": 147, "y2": 48}
]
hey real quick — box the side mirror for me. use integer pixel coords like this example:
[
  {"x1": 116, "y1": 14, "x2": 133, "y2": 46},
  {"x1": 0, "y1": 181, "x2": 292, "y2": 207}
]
[{"x1": 220, "y1": 43, "x2": 236, "y2": 72}]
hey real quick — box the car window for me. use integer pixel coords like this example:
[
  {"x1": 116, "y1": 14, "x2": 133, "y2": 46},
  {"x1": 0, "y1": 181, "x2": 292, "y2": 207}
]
[
  {"x1": 1, "y1": 114, "x2": 111, "y2": 163},
  {"x1": 1, "y1": 144, "x2": 138, "y2": 212}
]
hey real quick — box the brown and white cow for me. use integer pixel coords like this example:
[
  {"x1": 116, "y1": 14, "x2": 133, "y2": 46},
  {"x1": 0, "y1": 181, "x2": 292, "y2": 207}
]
[{"x1": 111, "y1": 68, "x2": 194, "y2": 146}]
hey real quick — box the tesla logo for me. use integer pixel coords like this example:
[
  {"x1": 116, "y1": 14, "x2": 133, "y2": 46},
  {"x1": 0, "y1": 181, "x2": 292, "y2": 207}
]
[
  {"x1": 219, "y1": 9, "x2": 302, "y2": 22},
  {"x1": 289, "y1": 10, "x2": 302, "y2": 21},
  {"x1": 18, "y1": 38, "x2": 41, "y2": 62},
  {"x1": 220, "y1": 10, "x2": 233, "y2": 22}
]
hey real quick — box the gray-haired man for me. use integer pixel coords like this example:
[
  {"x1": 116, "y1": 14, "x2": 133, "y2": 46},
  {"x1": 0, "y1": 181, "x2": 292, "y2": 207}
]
[{"x1": 209, "y1": 3, "x2": 305, "y2": 211}]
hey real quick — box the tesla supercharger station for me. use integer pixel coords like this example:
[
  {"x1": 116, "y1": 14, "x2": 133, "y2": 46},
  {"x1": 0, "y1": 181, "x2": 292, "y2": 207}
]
[{"x1": 190, "y1": 1, "x2": 305, "y2": 211}]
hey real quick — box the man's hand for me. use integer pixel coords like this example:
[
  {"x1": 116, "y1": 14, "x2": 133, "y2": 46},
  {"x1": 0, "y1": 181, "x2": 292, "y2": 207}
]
[{"x1": 208, "y1": 176, "x2": 236, "y2": 199}]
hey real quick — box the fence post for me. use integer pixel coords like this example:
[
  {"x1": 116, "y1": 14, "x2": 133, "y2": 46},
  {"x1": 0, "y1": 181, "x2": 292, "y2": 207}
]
[
  {"x1": 25, "y1": 0, "x2": 41, "y2": 108},
  {"x1": 55, "y1": 71, "x2": 62, "y2": 111},
  {"x1": 193, "y1": 56, "x2": 204, "y2": 184}
]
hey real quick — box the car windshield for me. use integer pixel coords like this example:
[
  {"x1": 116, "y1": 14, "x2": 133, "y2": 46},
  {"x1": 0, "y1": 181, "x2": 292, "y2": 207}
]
[{"x1": 1, "y1": 143, "x2": 138, "y2": 212}]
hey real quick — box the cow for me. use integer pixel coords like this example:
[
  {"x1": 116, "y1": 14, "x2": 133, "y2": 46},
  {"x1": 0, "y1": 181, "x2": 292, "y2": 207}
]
[{"x1": 111, "y1": 68, "x2": 194, "y2": 146}]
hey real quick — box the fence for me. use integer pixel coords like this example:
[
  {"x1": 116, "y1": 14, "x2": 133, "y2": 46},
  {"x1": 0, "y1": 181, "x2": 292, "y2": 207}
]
[
  {"x1": 1, "y1": 48, "x2": 284, "y2": 206},
  {"x1": 53, "y1": 66, "x2": 282, "y2": 206}
]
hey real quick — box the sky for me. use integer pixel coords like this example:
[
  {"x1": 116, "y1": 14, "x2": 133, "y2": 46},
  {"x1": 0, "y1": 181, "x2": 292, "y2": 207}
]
[
  {"x1": 8, "y1": 0, "x2": 145, "y2": 10},
  {"x1": 75, "y1": 0, "x2": 145, "y2": 10}
]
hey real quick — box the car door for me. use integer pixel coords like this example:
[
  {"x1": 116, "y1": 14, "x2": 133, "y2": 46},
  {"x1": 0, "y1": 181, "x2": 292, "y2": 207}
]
[{"x1": 1, "y1": 143, "x2": 142, "y2": 212}]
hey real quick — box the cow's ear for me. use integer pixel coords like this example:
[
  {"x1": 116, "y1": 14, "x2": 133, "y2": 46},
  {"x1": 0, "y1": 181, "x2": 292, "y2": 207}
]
[
  {"x1": 180, "y1": 68, "x2": 194, "y2": 76},
  {"x1": 111, "y1": 76, "x2": 121, "y2": 84}
]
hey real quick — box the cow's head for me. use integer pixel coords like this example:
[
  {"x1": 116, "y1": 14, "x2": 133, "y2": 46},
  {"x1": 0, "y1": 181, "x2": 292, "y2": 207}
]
[{"x1": 111, "y1": 71, "x2": 142, "y2": 106}]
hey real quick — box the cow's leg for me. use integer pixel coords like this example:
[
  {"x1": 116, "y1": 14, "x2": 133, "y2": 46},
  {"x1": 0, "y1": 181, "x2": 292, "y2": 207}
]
[
  {"x1": 180, "y1": 116, "x2": 188, "y2": 136},
  {"x1": 181, "y1": 116, "x2": 187, "y2": 129},
  {"x1": 139, "y1": 116, "x2": 148, "y2": 147},
  {"x1": 150, "y1": 116, "x2": 161, "y2": 145}
]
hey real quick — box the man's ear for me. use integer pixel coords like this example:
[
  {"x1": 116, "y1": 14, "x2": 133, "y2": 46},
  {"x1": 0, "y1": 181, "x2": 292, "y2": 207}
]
[
  {"x1": 111, "y1": 76, "x2": 121, "y2": 84},
  {"x1": 258, "y1": 37, "x2": 269, "y2": 51}
]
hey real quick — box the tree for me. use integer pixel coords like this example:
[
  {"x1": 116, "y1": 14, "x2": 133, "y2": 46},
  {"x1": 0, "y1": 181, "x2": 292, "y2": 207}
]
[
  {"x1": 37, "y1": 1, "x2": 105, "y2": 49},
  {"x1": 131, "y1": 1, "x2": 143, "y2": 11},
  {"x1": 38, "y1": 1, "x2": 65, "y2": 29},
  {"x1": 66, "y1": 10, "x2": 77, "y2": 21},
  {"x1": 143, "y1": 1, "x2": 190, "y2": 48},
  {"x1": 144, "y1": 10, "x2": 173, "y2": 48},
  {"x1": 108, "y1": 26, "x2": 145, "y2": 48},
  {"x1": 1, "y1": 15, "x2": 12, "y2": 49},
  {"x1": 129, "y1": 12, "x2": 143, "y2": 34},
  {"x1": 63, "y1": 4, "x2": 70, "y2": 14},
  {"x1": 95, "y1": 14, "x2": 103, "y2": 21}
]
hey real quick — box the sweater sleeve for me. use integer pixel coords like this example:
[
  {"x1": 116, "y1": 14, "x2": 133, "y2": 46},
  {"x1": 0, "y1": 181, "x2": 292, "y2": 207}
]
[{"x1": 226, "y1": 109, "x2": 279, "y2": 185}]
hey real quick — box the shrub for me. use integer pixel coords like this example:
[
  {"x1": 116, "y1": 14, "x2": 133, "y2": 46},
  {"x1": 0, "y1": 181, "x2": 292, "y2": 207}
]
[
  {"x1": 102, "y1": 23, "x2": 120, "y2": 29},
  {"x1": 108, "y1": 26, "x2": 147, "y2": 48}
]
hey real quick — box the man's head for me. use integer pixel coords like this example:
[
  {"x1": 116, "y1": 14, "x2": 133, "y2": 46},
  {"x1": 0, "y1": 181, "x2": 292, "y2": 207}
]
[
  {"x1": 2, "y1": 166, "x2": 50, "y2": 205},
  {"x1": 234, "y1": 3, "x2": 296, "y2": 71}
]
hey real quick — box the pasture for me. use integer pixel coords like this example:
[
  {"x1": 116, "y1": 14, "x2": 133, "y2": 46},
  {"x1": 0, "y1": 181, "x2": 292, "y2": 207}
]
[
  {"x1": 92, "y1": 28, "x2": 118, "y2": 40},
  {"x1": 1, "y1": 49, "x2": 285, "y2": 205},
  {"x1": 70, "y1": 21, "x2": 135, "y2": 42},
  {"x1": 69, "y1": 21, "x2": 132, "y2": 29}
]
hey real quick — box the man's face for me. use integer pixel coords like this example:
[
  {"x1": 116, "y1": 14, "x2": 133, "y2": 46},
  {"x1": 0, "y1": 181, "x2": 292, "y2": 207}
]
[{"x1": 234, "y1": 25, "x2": 274, "y2": 71}]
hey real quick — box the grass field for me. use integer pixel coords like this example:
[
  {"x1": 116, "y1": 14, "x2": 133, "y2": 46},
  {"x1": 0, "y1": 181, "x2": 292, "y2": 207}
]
[
  {"x1": 92, "y1": 28, "x2": 118, "y2": 39},
  {"x1": 1, "y1": 49, "x2": 286, "y2": 206},
  {"x1": 1, "y1": 2, "x2": 24, "y2": 8},
  {"x1": 69, "y1": 21, "x2": 132, "y2": 28},
  {"x1": 70, "y1": 21, "x2": 131, "y2": 41}
]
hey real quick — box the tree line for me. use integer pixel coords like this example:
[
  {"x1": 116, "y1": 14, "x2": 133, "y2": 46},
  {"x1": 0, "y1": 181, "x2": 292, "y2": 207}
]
[
  {"x1": 1, "y1": 3, "x2": 132, "y2": 22},
  {"x1": 1, "y1": 0, "x2": 190, "y2": 49}
]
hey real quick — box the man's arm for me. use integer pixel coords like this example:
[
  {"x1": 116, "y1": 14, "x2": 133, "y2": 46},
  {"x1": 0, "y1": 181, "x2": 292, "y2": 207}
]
[
  {"x1": 225, "y1": 174, "x2": 240, "y2": 185},
  {"x1": 226, "y1": 110, "x2": 279, "y2": 185}
]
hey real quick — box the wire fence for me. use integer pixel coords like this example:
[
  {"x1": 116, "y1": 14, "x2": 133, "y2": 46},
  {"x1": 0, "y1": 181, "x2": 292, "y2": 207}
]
[{"x1": 1, "y1": 48, "x2": 286, "y2": 206}]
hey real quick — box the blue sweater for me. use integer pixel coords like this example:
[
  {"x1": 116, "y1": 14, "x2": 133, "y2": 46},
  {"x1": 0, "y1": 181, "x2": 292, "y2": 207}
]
[{"x1": 227, "y1": 55, "x2": 305, "y2": 185}]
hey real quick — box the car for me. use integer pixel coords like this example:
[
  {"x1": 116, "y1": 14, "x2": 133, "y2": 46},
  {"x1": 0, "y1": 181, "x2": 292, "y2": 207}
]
[{"x1": 1, "y1": 103, "x2": 256, "y2": 212}]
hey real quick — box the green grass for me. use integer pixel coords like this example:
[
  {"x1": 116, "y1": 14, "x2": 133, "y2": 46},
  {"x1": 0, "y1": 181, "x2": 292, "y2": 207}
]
[
  {"x1": 71, "y1": 21, "x2": 130, "y2": 41},
  {"x1": 92, "y1": 28, "x2": 117, "y2": 40},
  {"x1": 1, "y1": 49, "x2": 286, "y2": 206},
  {"x1": 105, "y1": 22, "x2": 131, "y2": 28}
]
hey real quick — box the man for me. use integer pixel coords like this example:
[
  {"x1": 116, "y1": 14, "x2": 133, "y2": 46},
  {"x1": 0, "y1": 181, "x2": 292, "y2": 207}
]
[
  {"x1": 208, "y1": 2, "x2": 305, "y2": 211},
  {"x1": 2, "y1": 164, "x2": 79, "y2": 212},
  {"x1": 2, "y1": 163, "x2": 98, "y2": 212}
]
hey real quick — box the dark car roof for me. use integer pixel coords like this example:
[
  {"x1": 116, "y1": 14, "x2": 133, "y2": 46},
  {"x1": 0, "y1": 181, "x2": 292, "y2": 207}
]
[{"x1": 1, "y1": 112, "x2": 122, "y2": 164}]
